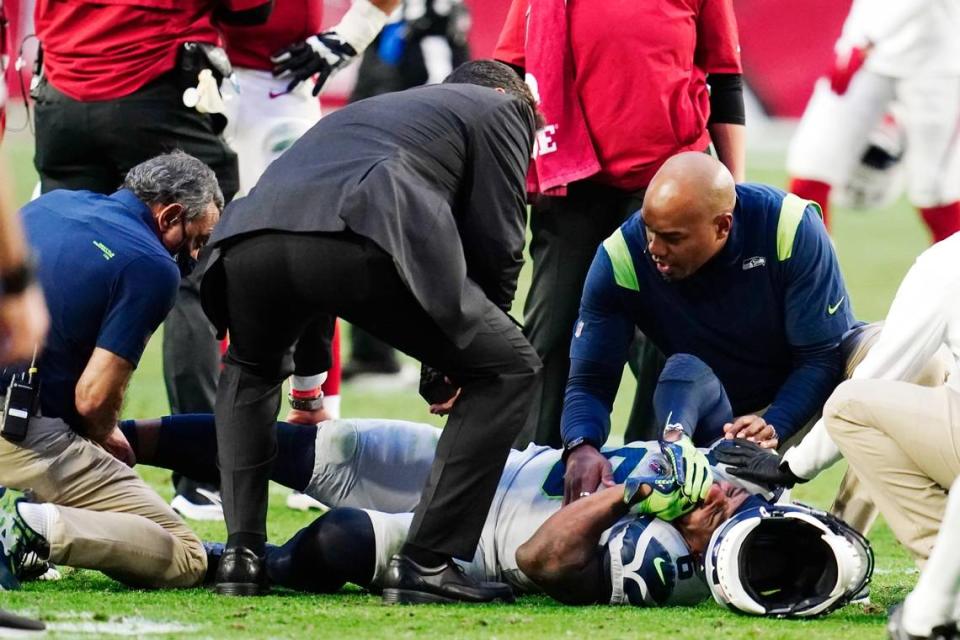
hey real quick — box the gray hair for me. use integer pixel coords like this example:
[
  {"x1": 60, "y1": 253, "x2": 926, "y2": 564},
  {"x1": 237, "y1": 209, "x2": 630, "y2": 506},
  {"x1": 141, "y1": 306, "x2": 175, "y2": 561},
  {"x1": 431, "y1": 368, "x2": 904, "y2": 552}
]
[{"x1": 123, "y1": 150, "x2": 225, "y2": 220}]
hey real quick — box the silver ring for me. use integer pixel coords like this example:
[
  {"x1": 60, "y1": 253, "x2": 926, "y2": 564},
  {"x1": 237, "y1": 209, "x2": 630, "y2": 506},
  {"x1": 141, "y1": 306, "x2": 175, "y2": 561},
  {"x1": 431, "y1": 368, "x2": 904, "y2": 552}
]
[{"x1": 579, "y1": 491, "x2": 591, "y2": 498}]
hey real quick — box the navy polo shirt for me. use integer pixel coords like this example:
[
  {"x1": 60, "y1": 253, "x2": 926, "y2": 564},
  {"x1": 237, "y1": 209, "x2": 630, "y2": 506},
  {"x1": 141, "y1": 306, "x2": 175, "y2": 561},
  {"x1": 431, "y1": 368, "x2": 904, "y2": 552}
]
[
  {"x1": 562, "y1": 183, "x2": 856, "y2": 447},
  {"x1": 20, "y1": 189, "x2": 180, "y2": 429}
]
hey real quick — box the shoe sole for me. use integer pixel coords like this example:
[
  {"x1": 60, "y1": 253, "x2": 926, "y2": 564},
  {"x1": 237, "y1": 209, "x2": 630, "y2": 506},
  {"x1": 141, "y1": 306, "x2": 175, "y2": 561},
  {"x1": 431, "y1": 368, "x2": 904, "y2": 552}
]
[
  {"x1": 171, "y1": 496, "x2": 224, "y2": 522},
  {"x1": 381, "y1": 588, "x2": 513, "y2": 605},
  {"x1": 215, "y1": 582, "x2": 268, "y2": 596}
]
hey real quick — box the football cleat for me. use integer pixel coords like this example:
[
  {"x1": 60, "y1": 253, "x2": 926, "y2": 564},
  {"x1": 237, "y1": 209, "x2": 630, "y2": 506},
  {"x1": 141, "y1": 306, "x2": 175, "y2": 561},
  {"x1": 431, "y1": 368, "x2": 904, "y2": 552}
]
[
  {"x1": 171, "y1": 478, "x2": 224, "y2": 522},
  {"x1": 0, "y1": 487, "x2": 49, "y2": 590}
]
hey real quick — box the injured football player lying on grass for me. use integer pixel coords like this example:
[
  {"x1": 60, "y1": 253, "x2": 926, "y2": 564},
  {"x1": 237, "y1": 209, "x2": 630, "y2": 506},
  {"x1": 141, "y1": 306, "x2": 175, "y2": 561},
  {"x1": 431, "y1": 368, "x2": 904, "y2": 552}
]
[{"x1": 121, "y1": 354, "x2": 874, "y2": 615}]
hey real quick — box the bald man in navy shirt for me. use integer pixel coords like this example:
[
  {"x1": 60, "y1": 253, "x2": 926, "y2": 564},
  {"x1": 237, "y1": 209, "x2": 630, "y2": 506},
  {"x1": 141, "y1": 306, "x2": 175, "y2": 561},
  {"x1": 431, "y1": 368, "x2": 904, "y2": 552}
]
[{"x1": 561, "y1": 152, "x2": 865, "y2": 502}]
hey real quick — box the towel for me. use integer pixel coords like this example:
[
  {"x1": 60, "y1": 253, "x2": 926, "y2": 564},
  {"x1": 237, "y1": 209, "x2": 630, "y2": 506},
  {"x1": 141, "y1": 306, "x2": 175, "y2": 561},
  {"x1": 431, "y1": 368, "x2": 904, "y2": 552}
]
[{"x1": 525, "y1": 0, "x2": 600, "y2": 196}]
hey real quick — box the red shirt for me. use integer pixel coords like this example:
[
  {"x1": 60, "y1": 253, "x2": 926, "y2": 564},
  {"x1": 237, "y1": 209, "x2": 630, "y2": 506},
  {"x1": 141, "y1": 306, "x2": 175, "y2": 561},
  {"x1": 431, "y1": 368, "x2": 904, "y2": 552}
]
[
  {"x1": 495, "y1": 0, "x2": 741, "y2": 191},
  {"x1": 36, "y1": 0, "x2": 264, "y2": 101},
  {"x1": 220, "y1": 0, "x2": 323, "y2": 71}
]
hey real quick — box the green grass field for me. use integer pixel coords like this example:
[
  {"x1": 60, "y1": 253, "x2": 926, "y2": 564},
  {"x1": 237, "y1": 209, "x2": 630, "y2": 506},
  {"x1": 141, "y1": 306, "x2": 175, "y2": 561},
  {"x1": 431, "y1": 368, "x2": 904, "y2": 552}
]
[{"x1": 0, "y1": 127, "x2": 933, "y2": 638}]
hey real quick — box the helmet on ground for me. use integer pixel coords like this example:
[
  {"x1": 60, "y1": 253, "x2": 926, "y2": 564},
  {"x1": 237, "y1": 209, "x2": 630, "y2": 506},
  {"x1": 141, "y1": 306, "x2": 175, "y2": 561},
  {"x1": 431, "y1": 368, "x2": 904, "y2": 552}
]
[{"x1": 704, "y1": 502, "x2": 873, "y2": 618}]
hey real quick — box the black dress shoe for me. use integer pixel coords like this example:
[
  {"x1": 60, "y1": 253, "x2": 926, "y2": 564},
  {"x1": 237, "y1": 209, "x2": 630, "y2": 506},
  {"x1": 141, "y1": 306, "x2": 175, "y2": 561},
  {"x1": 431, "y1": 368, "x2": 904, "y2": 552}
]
[
  {"x1": 214, "y1": 546, "x2": 268, "y2": 596},
  {"x1": 381, "y1": 554, "x2": 515, "y2": 604}
]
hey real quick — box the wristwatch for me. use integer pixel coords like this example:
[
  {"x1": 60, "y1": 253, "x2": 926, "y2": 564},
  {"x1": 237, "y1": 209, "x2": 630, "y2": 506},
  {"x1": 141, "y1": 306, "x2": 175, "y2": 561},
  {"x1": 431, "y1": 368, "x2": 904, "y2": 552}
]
[
  {"x1": 288, "y1": 388, "x2": 324, "y2": 412},
  {"x1": 562, "y1": 436, "x2": 593, "y2": 462}
]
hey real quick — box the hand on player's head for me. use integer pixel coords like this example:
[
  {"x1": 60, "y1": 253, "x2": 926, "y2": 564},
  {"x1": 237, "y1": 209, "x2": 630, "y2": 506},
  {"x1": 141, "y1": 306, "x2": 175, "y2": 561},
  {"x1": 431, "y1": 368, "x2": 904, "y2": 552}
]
[{"x1": 674, "y1": 480, "x2": 749, "y2": 555}]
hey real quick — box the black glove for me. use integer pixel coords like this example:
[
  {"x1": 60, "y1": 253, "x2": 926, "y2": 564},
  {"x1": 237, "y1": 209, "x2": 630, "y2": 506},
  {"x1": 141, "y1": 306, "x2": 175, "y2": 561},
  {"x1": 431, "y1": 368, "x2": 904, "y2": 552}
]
[
  {"x1": 271, "y1": 32, "x2": 357, "y2": 96},
  {"x1": 419, "y1": 364, "x2": 457, "y2": 405},
  {"x1": 712, "y1": 438, "x2": 805, "y2": 489}
]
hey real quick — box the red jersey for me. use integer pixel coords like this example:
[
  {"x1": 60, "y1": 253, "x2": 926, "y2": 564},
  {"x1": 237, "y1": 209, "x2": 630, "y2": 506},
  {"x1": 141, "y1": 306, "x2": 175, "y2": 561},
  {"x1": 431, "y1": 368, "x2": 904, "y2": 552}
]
[
  {"x1": 220, "y1": 0, "x2": 324, "y2": 71},
  {"x1": 495, "y1": 0, "x2": 741, "y2": 191},
  {"x1": 35, "y1": 0, "x2": 264, "y2": 101}
]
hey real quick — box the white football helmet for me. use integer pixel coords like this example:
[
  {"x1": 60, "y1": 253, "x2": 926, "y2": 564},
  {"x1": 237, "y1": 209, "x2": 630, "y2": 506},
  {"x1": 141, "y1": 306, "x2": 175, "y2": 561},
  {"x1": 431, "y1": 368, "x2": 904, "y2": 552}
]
[
  {"x1": 704, "y1": 503, "x2": 873, "y2": 618},
  {"x1": 835, "y1": 112, "x2": 907, "y2": 211}
]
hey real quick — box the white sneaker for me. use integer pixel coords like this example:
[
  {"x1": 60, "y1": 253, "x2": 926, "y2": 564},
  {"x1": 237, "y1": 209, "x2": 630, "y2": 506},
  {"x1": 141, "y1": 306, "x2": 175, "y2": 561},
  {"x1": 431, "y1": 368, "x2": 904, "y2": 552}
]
[
  {"x1": 285, "y1": 491, "x2": 325, "y2": 511},
  {"x1": 171, "y1": 486, "x2": 224, "y2": 522}
]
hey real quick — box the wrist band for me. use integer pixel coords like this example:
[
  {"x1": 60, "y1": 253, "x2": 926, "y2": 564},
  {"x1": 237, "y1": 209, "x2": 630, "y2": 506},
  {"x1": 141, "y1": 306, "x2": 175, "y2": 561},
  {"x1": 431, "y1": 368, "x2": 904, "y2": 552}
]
[
  {"x1": 289, "y1": 389, "x2": 324, "y2": 411},
  {"x1": 0, "y1": 259, "x2": 35, "y2": 296}
]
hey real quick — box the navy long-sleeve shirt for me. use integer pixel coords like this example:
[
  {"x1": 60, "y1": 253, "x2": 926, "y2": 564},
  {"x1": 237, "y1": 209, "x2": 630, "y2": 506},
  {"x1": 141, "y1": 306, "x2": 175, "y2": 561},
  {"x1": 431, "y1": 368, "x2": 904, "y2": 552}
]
[{"x1": 561, "y1": 184, "x2": 857, "y2": 448}]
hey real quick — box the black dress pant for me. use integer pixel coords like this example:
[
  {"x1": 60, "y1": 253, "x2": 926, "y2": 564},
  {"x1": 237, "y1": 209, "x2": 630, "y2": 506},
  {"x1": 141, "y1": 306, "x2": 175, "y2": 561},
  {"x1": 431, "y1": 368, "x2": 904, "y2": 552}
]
[
  {"x1": 520, "y1": 181, "x2": 662, "y2": 448},
  {"x1": 210, "y1": 232, "x2": 541, "y2": 558}
]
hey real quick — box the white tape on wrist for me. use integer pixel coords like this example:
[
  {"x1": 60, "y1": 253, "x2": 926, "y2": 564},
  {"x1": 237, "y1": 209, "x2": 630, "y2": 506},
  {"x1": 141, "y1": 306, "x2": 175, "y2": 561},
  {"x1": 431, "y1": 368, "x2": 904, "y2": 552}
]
[{"x1": 333, "y1": 0, "x2": 390, "y2": 54}]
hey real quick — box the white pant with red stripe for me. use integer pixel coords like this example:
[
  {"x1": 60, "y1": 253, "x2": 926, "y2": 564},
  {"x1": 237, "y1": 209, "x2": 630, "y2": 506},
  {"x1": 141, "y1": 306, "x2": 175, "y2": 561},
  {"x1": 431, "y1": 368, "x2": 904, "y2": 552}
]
[{"x1": 787, "y1": 72, "x2": 960, "y2": 208}]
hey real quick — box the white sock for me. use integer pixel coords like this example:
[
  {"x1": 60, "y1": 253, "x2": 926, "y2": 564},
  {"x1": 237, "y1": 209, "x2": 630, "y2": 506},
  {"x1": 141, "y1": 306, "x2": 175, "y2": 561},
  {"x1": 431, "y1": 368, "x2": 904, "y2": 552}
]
[
  {"x1": 16, "y1": 502, "x2": 57, "y2": 541},
  {"x1": 902, "y1": 477, "x2": 960, "y2": 635}
]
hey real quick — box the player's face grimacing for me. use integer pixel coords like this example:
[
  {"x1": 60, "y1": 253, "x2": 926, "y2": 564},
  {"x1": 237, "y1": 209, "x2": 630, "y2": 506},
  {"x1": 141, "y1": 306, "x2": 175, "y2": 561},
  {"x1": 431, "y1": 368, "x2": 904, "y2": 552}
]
[{"x1": 674, "y1": 481, "x2": 749, "y2": 555}]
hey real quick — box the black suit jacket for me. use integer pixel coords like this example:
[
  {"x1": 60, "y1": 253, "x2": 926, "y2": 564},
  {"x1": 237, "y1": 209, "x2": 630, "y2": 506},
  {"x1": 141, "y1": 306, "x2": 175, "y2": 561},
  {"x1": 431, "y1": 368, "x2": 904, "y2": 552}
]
[{"x1": 205, "y1": 83, "x2": 534, "y2": 347}]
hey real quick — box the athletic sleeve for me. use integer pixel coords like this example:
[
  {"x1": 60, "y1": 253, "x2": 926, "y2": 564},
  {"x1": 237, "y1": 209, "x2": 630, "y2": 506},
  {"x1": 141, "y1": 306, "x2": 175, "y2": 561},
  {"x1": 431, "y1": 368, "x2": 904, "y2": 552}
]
[
  {"x1": 694, "y1": 0, "x2": 742, "y2": 73},
  {"x1": 97, "y1": 256, "x2": 179, "y2": 366},
  {"x1": 606, "y1": 517, "x2": 709, "y2": 607},
  {"x1": 493, "y1": 0, "x2": 529, "y2": 70},
  {"x1": 847, "y1": 248, "x2": 952, "y2": 383},
  {"x1": 561, "y1": 247, "x2": 635, "y2": 448}
]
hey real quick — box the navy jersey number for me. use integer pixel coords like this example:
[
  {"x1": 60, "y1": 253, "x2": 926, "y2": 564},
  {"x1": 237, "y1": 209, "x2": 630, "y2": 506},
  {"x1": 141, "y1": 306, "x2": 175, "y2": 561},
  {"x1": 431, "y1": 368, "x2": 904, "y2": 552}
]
[{"x1": 541, "y1": 445, "x2": 649, "y2": 499}]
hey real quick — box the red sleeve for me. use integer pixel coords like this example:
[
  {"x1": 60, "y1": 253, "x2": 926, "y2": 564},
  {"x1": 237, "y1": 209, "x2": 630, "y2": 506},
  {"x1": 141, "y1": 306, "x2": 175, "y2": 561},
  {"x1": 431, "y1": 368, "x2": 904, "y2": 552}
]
[
  {"x1": 695, "y1": 0, "x2": 742, "y2": 73},
  {"x1": 493, "y1": 0, "x2": 529, "y2": 70}
]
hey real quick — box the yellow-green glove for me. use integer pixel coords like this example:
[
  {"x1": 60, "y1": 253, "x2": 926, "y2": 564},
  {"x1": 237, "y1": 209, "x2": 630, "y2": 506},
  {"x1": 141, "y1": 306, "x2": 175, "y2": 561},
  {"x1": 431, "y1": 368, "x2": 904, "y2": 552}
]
[{"x1": 623, "y1": 437, "x2": 713, "y2": 521}]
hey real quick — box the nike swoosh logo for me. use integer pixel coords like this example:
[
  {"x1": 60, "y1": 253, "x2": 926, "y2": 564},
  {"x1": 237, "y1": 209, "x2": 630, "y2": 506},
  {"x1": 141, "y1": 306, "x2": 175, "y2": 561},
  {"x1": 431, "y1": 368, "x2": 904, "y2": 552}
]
[
  {"x1": 828, "y1": 297, "x2": 845, "y2": 315},
  {"x1": 653, "y1": 557, "x2": 667, "y2": 585}
]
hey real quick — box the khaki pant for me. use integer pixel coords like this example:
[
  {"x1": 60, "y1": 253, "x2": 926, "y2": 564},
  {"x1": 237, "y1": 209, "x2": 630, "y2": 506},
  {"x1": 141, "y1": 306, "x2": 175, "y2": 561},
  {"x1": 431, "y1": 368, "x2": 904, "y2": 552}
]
[
  {"x1": 825, "y1": 379, "x2": 960, "y2": 564},
  {"x1": 825, "y1": 324, "x2": 951, "y2": 533},
  {"x1": 0, "y1": 415, "x2": 206, "y2": 588}
]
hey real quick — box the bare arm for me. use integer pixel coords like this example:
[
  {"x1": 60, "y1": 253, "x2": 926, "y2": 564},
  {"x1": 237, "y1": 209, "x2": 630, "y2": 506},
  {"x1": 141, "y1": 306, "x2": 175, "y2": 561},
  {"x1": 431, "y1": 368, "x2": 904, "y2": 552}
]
[
  {"x1": 708, "y1": 122, "x2": 746, "y2": 182},
  {"x1": 74, "y1": 347, "x2": 134, "y2": 442},
  {"x1": 0, "y1": 157, "x2": 49, "y2": 364},
  {"x1": 516, "y1": 484, "x2": 649, "y2": 604}
]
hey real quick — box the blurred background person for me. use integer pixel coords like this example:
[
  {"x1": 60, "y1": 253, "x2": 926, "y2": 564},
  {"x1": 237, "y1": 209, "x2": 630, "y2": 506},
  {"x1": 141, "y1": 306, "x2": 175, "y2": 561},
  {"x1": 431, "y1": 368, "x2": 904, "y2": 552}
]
[
  {"x1": 786, "y1": 0, "x2": 960, "y2": 241},
  {"x1": 494, "y1": 0, "x2": 745, "y2": 448}
]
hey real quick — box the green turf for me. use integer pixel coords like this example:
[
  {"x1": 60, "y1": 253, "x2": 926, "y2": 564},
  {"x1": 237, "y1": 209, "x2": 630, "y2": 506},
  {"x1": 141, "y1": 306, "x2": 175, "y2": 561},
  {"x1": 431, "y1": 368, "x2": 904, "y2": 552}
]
[{"x1": 0, "y1": 131, "x2": 930, "y2": 638}]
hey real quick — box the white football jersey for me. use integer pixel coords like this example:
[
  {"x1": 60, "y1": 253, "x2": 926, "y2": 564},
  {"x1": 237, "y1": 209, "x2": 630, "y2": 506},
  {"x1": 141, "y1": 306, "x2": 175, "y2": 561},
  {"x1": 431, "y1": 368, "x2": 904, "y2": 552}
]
[
  {"x1": 311, "y1": 419, "x2": 759, "y2": 606},
  {"x1": 841, "y1": 0, "x2": 960, "y2": 77},
  {"x1": 484, "y1": 442, "x2": 711, "y2": 606},
  {"x1": 366, "y1": 441, "x2": 714, "y2": 606}
]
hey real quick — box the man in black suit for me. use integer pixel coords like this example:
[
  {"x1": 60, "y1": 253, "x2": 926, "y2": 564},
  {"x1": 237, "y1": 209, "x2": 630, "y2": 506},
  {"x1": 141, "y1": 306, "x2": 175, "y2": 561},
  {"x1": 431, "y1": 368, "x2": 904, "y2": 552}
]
[{"x1": 201, "y1": 60, "x2": 542, "y2": 603}]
